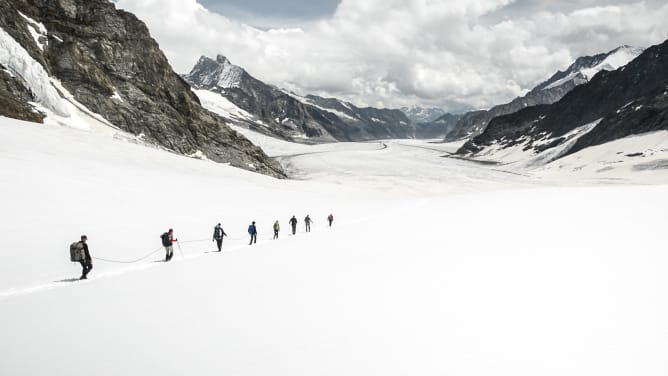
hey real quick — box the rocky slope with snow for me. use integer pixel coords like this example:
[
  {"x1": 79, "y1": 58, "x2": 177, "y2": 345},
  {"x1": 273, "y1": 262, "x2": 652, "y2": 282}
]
[
  {"x1": 457, "y1": 39, "x2": 668, "y2": 165},
  {"x1": 0, "y1": 0, "x2": 284, "y2": 177},
  {"x1": 184, "y1": 55, "x2": 417, "y2": 142},
  {"x1": 438, "y1": 46, "x2": 644, "y2": 142}
]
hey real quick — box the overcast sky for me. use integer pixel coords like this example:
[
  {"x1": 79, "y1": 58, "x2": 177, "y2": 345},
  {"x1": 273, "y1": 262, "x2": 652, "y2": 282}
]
[{"x1": 114, "y1": 0, "x2": 668, "y2": 112}]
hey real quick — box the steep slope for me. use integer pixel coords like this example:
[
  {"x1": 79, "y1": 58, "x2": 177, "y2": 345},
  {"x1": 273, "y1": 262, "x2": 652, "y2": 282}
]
[
  {"x1": 457, "y1": 39, "x2": 668, "y2": 165},
  {"x1": 441, "y1": 46, "x2": 643, "y2": 142},
  {"x1": 0, "y1": 0, "x2": 284, "y2": 177}
]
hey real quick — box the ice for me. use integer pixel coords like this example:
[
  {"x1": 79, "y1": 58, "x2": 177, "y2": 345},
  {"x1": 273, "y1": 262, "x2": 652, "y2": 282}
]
[
  {"x1": 0, "y1": 26, "x2": 69, "y2": 116},
  {"x1": 17, "y1": 11, "x2": 47, "y2": 51}
]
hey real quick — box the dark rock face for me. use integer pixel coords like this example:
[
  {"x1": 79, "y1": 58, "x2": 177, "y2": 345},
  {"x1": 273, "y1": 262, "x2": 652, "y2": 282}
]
[
  {"x1": 440, "y1": 46, "x2": 642, "y2": 142},
  {"x1": 184, "y1": 55, "x2": 416, "y2": 142},
  {"x1": 0, "y1": 66, "x2": 44, "y2": 122},
  {"x1": 458, "y1": 39, "x2": 668, "y2": 160},
  {"x1": 0, "y1": 0, "x2": 284, "y2": 178}
]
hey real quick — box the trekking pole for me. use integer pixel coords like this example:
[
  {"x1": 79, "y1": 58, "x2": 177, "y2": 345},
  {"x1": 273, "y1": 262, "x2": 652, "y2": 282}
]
[{"x1": 176, "y1": 241, "x2": 185, "y2": 260}]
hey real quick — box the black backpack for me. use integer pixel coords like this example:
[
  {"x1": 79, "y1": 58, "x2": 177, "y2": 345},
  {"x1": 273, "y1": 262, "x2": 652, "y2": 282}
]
[
  {"x1": 161, "y1": 232, "x2": 171, "y2": 247},
  {"x1": 214, "y1": 227, "x2": 222, "y2": 239},
  {"x1": 69, "y1": 241, "x2": 84, "y2": 262}
]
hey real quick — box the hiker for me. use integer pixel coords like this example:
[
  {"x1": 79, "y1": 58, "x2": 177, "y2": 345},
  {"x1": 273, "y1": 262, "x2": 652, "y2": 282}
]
[
  {"x1": 304, "y1": 214, "x2": 312, "y2": 232},
  {"x1": 161, "y1": 228, "x2": 177, "y2": 261},
  {"x1": 289, "y1": 215, "x2": 298, "y2": 235},
  {"x1": 212, "y1": 223, "x2": 228, "y2": 252},
  {"x1": 70, "y1": 235, "x2": 92, "y2": 280},
  {"x1": 273, "y1": 220, "x2": 280, "y2": 239},
  {"x1": 327, "y1": 213, "x2": 334, "y2": 227},
  {"x1": 248, "y1": 221, "x2": 257, "y2": 245}
]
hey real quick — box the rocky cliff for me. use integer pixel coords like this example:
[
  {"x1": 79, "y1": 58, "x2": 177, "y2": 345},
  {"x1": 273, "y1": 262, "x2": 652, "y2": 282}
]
[{"x1": 0, "y1": 0, "x2": 284, "y2": 177}]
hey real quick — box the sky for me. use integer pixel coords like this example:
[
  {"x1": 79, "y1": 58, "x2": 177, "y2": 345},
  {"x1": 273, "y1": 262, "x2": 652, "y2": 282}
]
[{"x1": 114, "y1": 0, "x2": 668, "y2": 112}]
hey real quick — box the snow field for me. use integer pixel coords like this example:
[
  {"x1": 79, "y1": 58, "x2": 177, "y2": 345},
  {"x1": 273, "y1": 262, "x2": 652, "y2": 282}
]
[{"x1": 1, "y1": 115, "x2": 668, "y2": 375}]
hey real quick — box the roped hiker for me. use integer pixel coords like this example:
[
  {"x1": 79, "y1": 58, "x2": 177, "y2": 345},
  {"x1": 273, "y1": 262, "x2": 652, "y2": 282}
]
[
  {"x1": 212, "y1": 223, "x2": 228, "y2": 252},
  {"x1": 289, "y1": 215, "x2": 298, "y2": 235},
  {"x1": 161, "y1": 228, "x2": 177, "y2": 261},
  {"x1": 273, "y1": 220, "x2": 280, "y2": 239},
  {"x1": 304, "y1": 214, "x2": 312, "y2": 232},
  {"x1": 327, "y1": 213, "x2": 334, "y2": 227},
  {"x1": 248, "y1": 221, "x2": 257, "y2": 245},
  {"x1": 70, "y1": 235, "x2": 92, "y2": 280}
]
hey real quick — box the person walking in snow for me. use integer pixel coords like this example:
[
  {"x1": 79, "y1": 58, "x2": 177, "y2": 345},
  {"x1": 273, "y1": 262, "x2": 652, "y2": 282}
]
[
  {"x1": 273, "y1": 220, "x2": 280, "y2": 239},
  {"x1": 289, "y1": 215, "x2": 298, "y2": 235},
  {"x1": 161, "y1": 228, "x2": 177, "y2": 261},
  {"x1": 248, "y1": 221, "x2": 258, "y2": 245},
  {"x1": 327, "y1": 213, "x2": 334, "y2": 227},
  {"x1": 212, "y1": 223, "x2": 228, "y2": 252},
  {"x1": 304, "y1": 214, "x2": 313, "y2": 233},
  {"x1": 72, "y1": 235, "x2": 93, "y2": 280}
]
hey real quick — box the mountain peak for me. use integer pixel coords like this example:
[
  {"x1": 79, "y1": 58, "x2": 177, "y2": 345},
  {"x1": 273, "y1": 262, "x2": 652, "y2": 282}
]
[
  {"x1": 216, "y1": 55, "x2": 231, "y2": 65},
  {"x1": 533, "y1": 45, "x2": 644, "y2": 92},
  {"x1": 185, "y1": 54, "x2": 245, "y2": 89}
]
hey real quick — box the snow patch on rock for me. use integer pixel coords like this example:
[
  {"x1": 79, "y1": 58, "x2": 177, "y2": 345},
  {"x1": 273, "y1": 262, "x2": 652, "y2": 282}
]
[{"x1": 0, "y1": 26, "x2": 68, "y2": 116}]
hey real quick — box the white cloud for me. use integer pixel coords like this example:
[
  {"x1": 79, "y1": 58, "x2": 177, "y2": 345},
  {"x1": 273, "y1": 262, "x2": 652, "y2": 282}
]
[{"x1": 115, "y1": 0, "x2": 668, "y2": 112}]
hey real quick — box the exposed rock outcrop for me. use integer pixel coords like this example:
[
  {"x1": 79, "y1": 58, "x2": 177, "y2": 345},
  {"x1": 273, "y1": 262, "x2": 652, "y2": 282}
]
[{"x1": 0, "y1": 0, "x2": 284, "y2": 177}]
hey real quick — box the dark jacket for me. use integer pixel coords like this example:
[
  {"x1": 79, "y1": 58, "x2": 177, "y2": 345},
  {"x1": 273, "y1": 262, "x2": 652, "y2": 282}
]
[
  {"x1": 289, "y1": 217, "x2": 298, "y2": 226},
  {"x1": 213, "y1": 225, "x2": 227, "y2": 240},
  {"x1": 81, "y1": 242, "x2": 91, "y2": 263}
]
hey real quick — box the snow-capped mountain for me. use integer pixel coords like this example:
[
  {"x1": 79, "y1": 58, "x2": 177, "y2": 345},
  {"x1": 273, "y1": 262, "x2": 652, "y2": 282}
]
[
  {"x1": 400, "y1": 106, "x2": 446, "y2": 123},
  {"x1": 533, "y1": 45, "x2": 645, "y2": 91},
  {"x1": 0, "y1": 0, "x2": 284, "y2": 177},
  {"x1": 438, "y1": 46, "x2": 644, "y2": 142},
  {"x1": 184, "y1": 55, "x2": 416, "y2": 142},
  {"x1": 184, "y1": 55, "x2": 244, "y2": 89},
  {"x1": 457, "y1": 39, "x2": 668, "y2": 167}
]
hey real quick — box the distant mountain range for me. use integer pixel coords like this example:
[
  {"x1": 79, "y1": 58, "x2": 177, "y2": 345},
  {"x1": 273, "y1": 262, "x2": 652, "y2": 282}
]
[
  {"x1": 1, "y1": 0, "x2": 660, "y2": 176},
  {"x1": 433, "y1": 45, "x2": 644, "y2": 142},
  {"x1": 184, "y1": 55, "x2": 417, "y2": 142},
  {"x1": 400, "y1": 106, "x2": 446, "y2": 123},
  {"x1": 457, "y1": 41, "x2": 668, "y2": 166}
]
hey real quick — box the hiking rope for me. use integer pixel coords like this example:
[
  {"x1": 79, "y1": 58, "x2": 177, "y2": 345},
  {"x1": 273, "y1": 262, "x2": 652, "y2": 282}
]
[
  {"x1": 92, "y1": 246, "x2": 164, "y2": 264},
  {"x1": 178, "y1": 239, "x2": 210, "y2": 244}
]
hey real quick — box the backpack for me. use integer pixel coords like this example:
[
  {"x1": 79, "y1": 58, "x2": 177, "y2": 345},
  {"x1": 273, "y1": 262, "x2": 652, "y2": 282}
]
[
  {"x1": 248, "y1": 225, "x2": 254, "y2": 235},
  {"x1": 70, "y1": 242, "x2": 84, "y2": 262},
  {"x1": 161, "y1": 232, "x2": 171, "y2": 247},
  {"x1": 214, "y1": 227, "x2": 222, "y2": 239}
]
